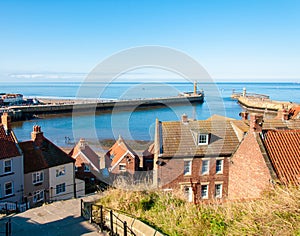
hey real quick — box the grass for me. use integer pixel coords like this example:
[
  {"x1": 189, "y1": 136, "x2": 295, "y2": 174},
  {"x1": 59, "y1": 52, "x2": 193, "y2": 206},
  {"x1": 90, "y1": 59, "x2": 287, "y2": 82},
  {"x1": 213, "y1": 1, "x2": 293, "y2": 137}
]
[{"x1": 96, "y1": 186, "x2": 300, "y2": 236}]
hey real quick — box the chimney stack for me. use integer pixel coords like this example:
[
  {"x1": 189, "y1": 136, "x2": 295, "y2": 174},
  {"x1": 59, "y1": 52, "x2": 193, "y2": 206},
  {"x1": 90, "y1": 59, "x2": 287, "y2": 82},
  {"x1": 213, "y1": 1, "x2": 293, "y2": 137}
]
[
  {"x1": 79, "y1": 138, "x2": 86, "y2": 150},
  {"x1": 239, "y1": 111, "x2": 249, "y2": 121},
  {"x1": 1, "y1": 113, "x2": 11, "y2": 131},
  {"x1": 181, "y1": 113, "x2": 188, "y2": 124},
  {"x1": 249, "y1": 113, "x2": 263, "y2": 132},
  {"x1": 31, "y1": 125, "x2": 44, "y2": 146}
]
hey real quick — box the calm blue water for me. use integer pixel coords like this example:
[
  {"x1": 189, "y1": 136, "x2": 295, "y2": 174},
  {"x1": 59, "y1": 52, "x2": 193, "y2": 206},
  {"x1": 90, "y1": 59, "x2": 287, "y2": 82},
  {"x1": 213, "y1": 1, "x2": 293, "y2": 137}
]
[{"x1": 3, "y1": 81, "x2": 299, "y2": 147}]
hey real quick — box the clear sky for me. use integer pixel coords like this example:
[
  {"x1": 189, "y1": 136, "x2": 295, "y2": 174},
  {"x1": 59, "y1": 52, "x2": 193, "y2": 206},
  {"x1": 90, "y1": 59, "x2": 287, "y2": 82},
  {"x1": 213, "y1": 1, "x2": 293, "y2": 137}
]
[{"x1": 0, "y1": 0, "x2": 299, "y2": 81}]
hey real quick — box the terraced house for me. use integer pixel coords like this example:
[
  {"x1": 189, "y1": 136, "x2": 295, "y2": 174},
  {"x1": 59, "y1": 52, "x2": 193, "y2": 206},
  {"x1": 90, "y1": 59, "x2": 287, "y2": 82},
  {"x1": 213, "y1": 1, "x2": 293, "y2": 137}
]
[
  {"x1": 19, "y1": 125, "x2": 81, "y2": 207},
  {"x1": 0, "y1": 113, "x2": 24, "y2": 204},
  {"x1": 153, "y1": 114, "x2": 246, "y2": 203}
]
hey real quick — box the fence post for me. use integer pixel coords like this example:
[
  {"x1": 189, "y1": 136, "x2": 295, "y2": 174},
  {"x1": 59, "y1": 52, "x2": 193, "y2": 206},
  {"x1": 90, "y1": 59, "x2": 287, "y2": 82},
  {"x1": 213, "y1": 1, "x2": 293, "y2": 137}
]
[
  {"x1": 25, "y1": 197, "x2": 28, "y2": 210},
  {"x1": 80, "y1": 199, "x2": 83, "y2": 217},
  {"x1": 100, "y1": 205, "x2": 103, "y2": 232},
  {"x1": 5, "y1": 203, "x2": 8, "y2": 215},
  {"x1": 90, "y1": 204, "x2": 93, "y2": 224},
  {"x1": 15, "y1": 201, "x2": 18, "y2": 213},
  {"x1": 8, "y1": 218, "x2": 11, "y2": 236},
  {"x1": 110, "y1": 210, "x2": 114, "y2": 236},
  {"x1": 123, "y1": 221, "x2": 127, "y2": 236},
  {"x1": 5, "y1": 221, "x2": 8, "y2": 236}
]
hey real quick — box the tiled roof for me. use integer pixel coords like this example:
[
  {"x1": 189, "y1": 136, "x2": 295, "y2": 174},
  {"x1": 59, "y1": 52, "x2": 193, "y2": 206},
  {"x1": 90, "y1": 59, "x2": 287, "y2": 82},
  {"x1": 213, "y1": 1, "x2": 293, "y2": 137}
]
[
  {"x1": 20, "y1": 138, "x2": 74, "y2": 174},
  {"x1": 289, "y1": 106, "x2": 300, "y2": 119},
  {"x1": 263, "y1": 130, "x2": 300, "y2": 185},
  {"x1": 160, "y1": 118, "x2": 240, "y2": 158},
  {"x1": 105, "y1": 136, "x2": 138, "y2": 167},
  {"x1": 69, "y1": 140, "x2": 100, "y2": 170},
  {"x1": 143, "y1": 143, "x2": 154, "y2": 158},
  {"x1": 262, "y1": 119, "x2": 300, "y2": 130},
  {"x1": 0, "y1": 124, "x2": 20, "y2": 159}
]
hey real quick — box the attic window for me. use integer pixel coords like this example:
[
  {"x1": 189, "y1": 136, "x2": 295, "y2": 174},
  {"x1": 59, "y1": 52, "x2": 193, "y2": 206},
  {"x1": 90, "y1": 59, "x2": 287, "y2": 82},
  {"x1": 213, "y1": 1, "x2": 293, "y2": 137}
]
[{"x1": 198, "y1": 134, "x2": 209, "y2": 145}]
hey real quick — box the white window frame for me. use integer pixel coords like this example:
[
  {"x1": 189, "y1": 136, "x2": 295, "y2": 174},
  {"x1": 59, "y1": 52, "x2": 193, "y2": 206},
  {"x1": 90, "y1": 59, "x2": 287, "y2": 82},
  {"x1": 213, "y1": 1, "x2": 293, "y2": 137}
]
[
  {"x1": 56, "y1": 166, "x2": 66, "y2": 177},
  {"x1": 201, "y1": 184, "x2": 209, "y2": 199},
  {"x1": 32, "y1": 171, "x2": 44, "y2": 184},
  {"x1": 201, "y1": 159, "x2": 210, "y2": 175},
  {"x1": 4, "y1": 182, "x2": 13, "y2": 196},
  {"x1": 215, "y1": 183, "x2": 223, "y2": 198},
  {"x1": 198, "y1": 134, "x2": 209, "y2": 145},
  {"x1": 216, "y1": 159, "x2": 224, "y2": 174},
  {"x1": 56, "y1": 183, "x2": 66, "y2": 195},
  {"x1": 33, "y1": 189, "x2": 44, "y2": 203},
  {"x1": 183, "y1": 160, "x2": 192, "y2": 176},
  {"x1": 119, "y1": 164, "x2": 126, "y2": 172},
  {"x1": 84, "y1": 164, "x2": 90, "y2": 172},
  {"x1": 4, "y1": 159, "x2": 12, "y2": 174}
]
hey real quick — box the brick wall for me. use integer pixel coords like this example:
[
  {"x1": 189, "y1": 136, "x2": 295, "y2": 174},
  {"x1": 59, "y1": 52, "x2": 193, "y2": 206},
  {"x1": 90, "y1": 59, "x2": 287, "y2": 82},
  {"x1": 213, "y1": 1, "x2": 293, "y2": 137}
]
[
  {"x1": 158, "y1": 156, "x2": 229, "y2": 201},
  {"x1": 228, "y1": 132, "x2": 272, "y2": 200}
]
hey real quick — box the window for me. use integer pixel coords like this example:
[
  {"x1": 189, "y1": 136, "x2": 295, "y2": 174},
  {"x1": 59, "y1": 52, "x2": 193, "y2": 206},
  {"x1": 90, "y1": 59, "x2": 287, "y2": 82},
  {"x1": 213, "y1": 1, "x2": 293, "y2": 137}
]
[
  {"x1": 198, "y1": 134, "x2": 209, "y2": 145},
  {"x1": 201, "y1": 184, "x2": 208, "y2": 199},
  {"x1": 184, "y1": 160, "x2": 192, "y2": 175},
  {"x1": 215, "y1": 184, "x2": 222, "y2": 198},
  {"x1": 56, "y1": 183, "x2": 66, "y2": 194},
  {"x1": 84, "y1": 164, "x2": 90, "y2": 172},
  {"x1": 4, "y1": 182, "x2": 13, "y2": 196},
  {"x1": 119, "y1": 164, "x2": 126, "y2": 171},
  {"x1": 56, "y1": 166, "x2": 66, "y2": 177},
  {"x1": 74, "y1": 166, "x2": 78, "y2": 172},
  {"x1": 201, "y1": 159, "x2": 209, "y2": 175},
  {"x1": 33, "y1": 171, "x2": 44, "y2": 184},
  {"x1": 4, "y1": 160, "x2": 12, "y2": 173},
  {"x1": 216, "y1": 159, "x2": 223, "y2": 174},
  {"x1": 33, "y1": 190, "x2": 44, "y2": 203}
]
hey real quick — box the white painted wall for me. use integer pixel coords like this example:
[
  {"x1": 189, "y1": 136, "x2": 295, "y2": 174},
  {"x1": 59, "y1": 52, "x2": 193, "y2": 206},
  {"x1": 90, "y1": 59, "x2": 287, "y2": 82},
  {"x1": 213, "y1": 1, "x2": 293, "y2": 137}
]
[{"x1": 49, "y1": 163, "x2": 74, "y2": 201}]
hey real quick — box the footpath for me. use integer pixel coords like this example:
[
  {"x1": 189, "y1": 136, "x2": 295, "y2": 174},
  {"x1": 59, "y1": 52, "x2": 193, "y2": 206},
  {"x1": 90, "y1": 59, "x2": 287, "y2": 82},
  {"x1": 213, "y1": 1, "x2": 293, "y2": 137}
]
[{"x1": 7, "y1": 194, "x2": 105, "y2": 236}]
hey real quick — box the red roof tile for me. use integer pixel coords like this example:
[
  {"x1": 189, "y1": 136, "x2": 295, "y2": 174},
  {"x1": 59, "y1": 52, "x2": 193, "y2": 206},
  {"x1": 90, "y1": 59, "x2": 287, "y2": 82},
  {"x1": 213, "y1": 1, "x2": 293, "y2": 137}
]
[
  {"x1": 0, "y1": 124, "x2": 20, "y2": 159},
  {"x1": 263, "y1": 130, "x2": 300, "y2": 185},
  {"x1": 105, "y1": 136, "x2": 138, "y2": 167}
]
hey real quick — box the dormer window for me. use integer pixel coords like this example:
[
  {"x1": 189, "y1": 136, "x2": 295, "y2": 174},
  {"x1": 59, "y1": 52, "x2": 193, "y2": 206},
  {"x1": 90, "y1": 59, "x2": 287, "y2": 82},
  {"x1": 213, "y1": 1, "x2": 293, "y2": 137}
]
[{"x1": 198, "y1": 134, "x2": 209, "y2": 145}]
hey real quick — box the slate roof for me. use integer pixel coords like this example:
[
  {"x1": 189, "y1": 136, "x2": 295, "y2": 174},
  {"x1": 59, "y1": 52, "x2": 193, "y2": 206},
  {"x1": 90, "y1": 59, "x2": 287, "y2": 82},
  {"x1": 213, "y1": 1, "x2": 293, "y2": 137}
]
[
  {"x1": 69, "y1": 140, "x2": 100, "y2": 170},
  {"x1": 20, "y1": 138, "x2": 75, "y2": 174},
  {"x1": 0, "y1": 124, "x2": 21, "y2": 159},
  {"x1": 262, "y1": 119, "x2": 300, "y2": 130},
  {"x1": 159, "y1": 118, "x2": 240, "y2": 158},
  {"x1": 263, "y1": 130, "x2": 300, "y2": 185}
]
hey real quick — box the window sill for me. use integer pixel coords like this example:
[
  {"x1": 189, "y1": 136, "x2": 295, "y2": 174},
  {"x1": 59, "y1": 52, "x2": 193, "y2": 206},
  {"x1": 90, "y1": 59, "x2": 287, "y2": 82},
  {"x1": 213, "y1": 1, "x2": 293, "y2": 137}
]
[
  {"x1": 184, "y1": 173, "x2": 191, "y2": 176},
  {"x1": 33, "y1": 182, "x2": 43, "y2": 186},
  {"x1": 0, "y1": 194, "x2": 15, "y2": 200},
  {"x1": 0, "y1": 172, "x2": 14, "y2": 177}
]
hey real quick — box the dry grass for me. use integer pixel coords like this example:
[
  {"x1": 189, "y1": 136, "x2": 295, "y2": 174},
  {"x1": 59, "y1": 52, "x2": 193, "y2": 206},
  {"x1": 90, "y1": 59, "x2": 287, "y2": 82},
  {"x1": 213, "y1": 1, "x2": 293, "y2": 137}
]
[{"x1": 96, "y1": 185, "x2": 300, "y2": 236}]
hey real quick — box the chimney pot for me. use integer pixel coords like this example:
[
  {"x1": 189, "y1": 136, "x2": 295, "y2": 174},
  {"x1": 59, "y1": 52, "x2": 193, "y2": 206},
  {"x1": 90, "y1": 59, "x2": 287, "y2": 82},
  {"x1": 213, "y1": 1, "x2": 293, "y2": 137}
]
[
  {"x1": 249, "y1": 113, "x2": 263, "y2": 132},
  {"x1": 181, "y1": 114, "x2": 188, "y2": 124},
  {"x1": 31, "y1": 125, "x2": 44, "y2": 146},
  {"x1": 239, "y1": 111, "x2": 249, "y2": 121}
]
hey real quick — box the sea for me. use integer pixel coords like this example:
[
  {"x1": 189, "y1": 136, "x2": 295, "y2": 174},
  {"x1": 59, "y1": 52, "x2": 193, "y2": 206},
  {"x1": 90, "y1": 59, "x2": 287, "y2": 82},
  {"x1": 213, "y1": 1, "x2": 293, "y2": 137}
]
[{"x1": 2, "y1": 81, "x2": 300, "y2": 148}]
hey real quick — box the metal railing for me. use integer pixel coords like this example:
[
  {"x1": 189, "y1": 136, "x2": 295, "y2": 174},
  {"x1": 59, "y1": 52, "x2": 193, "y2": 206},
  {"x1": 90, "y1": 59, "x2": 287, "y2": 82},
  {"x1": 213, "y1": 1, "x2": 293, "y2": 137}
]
[
  {"x1": 81, "y1": 199, "x2": 136, "y2": 236},
  {"x1": 0, "y1": 201, "x2": 29, "y2": 215},
  {"x1": 0, "y1": 218, "x2": 11, "y2": 236}
]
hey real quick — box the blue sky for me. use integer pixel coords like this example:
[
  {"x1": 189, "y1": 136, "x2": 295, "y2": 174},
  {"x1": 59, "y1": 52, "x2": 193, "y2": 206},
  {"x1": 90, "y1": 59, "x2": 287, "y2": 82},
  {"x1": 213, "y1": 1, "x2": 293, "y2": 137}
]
[{"x1": 0, "y1": 0, "x2": 299, "y2": 81}]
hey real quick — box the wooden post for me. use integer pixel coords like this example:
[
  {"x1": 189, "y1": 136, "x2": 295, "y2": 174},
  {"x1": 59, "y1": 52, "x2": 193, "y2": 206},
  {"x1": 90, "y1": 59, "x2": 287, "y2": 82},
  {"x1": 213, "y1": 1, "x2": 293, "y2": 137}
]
[
  {"x1": 90, "y1": 204, "x2": 93, "y2": 224},
  {"x1": 110, "y1": 210, "x2": 114, "y2": 236},
  {"x1": 15, "y1": 201, "x2": 18, "y2": 213},
  {"x1": 100, "y1": 205, "x2": 104, "y2": 232},
  {"x1": 123, "y1": 221, "x2": 128, "y2": 236},
  {"x1": 80, "y1": 199, "x2": 83, "y2": 217}
]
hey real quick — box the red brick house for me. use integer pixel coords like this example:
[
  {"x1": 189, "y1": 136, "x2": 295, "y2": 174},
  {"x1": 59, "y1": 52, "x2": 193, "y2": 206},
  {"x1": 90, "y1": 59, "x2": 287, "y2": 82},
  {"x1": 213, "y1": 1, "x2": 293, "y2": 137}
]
[
  {"x1": 69, "y1": 138, "x2": 102, "y2": 182},
  {"x1": 153, "y1": 114, "x2": 243, "y2": 203},
  {"x1": 228, "y1": 113, "x2": 300, "y2": 200},
  {"x1": 105, "y1": 136, "x2": 140, "y2": 175}
]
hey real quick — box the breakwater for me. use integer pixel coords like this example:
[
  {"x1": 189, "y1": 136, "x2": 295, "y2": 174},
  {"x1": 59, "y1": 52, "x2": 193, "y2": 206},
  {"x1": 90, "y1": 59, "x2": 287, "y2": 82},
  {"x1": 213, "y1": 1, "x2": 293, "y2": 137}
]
[
  {"x1": 1, "y1": 94, "x2": 204, "y2": 121},
  {"x1": 231, "y1": 88, "x2": 298, "y2": 112}
]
